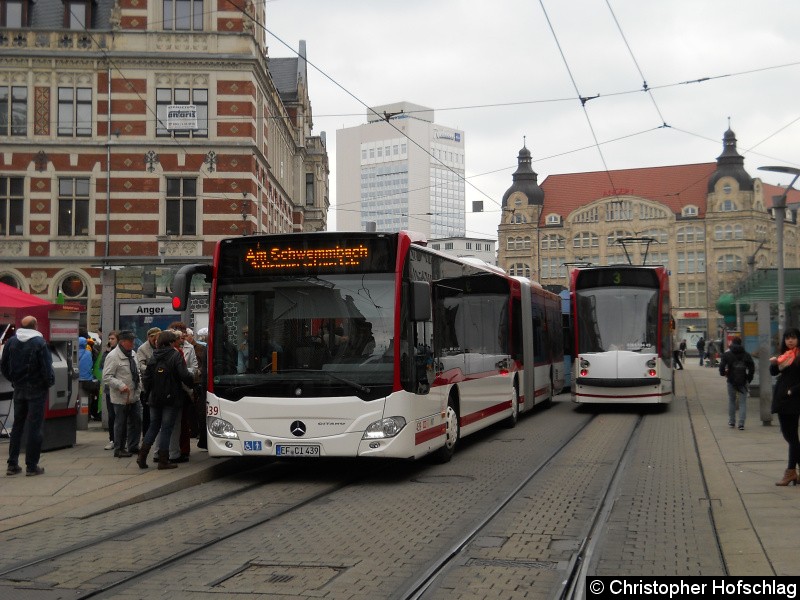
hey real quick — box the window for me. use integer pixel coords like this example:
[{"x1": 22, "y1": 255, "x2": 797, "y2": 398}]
[
  {"x1": 165, "y1": 177, "x2": 197, "y2": 236},
  {"x1": 541, "y1": 234, "x2": 565, "y2": 250},
  {"x1": 0, "y1": 176, "x2": 23, "y2": 236},
  {"x1": 1, "y1": 0, "x2": 26, "y2": 27},
  {"x1": 163, "y1": 0, "x2": 203, "y2": 30},
  {"x1": 721, "y1": 199, "x2": 736, "y2": 211},
  {"x1": 716, "y1": 254, "x2": 743, "y2": 273},
  {"x1": 677, "y1": 282, "x2": 706, "y2": 308},
  {"x1": 63, "y1": 0, "x2": 90, "y2": 29},
  {"x1": 156, "y1": 88, "x2": 208, "y2": 137},
  {"x1": 573, "y1": 232, "x2": 598, "y2": 248},
  {"x1": 676, "y1": 225, "x2": 704, "y2": 243},
  {"x1": 58, "y1": 87, "x2": 92, "y2": 137},
  {"x1": 682, "y1": 206, "x2": 698, "y2": 217},
  {"x1": 546, "y1": 214, "x2": 560, "y2": 225},
  {"x1": 606, "y1": 199, "x2": 632, "y2": 221},
  {"x1": 444, "y1": 242, "x2": 453, "y2": 250},
  {"x1": 305, "y1": 173, "x2": 314, "y2": 206},
  {"x1": 465, "y1": 242, "x2": 472, "y2": 250},
  {"x1": 512, "y1": 213, "x2": 527, "y2": 224},
  {"x1": 509, "y1": 263, "x2": 531, "y2": 278},
  {"x1": 677, "y1": 251, "x2": 705, "y2": 274},
  {"x1": 57, "y1": 177, "x2": 89, "y2": 236},
  {"x1": 0, "y1": 86, "x2": 26, "y2": 136}
]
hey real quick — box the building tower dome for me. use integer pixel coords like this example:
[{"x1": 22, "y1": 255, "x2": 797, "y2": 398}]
[
  {"x1": 707, "y1": 126, "x2": 754, "y2": 193},
  {"x1": 502, "y1": 143, "x2": 544, "y2": 207}
]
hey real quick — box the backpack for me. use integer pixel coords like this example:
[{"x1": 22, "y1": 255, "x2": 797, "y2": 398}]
[
  {"x1": 730, "y1": 356, "x2": 748, "y2": 389},
  {"x1": 145, "y1": 355, "x2": 181, "y2": 407}
]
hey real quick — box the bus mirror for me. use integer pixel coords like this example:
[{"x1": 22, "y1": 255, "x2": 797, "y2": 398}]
[
  {"x1": 410, "y1": 281, "x2": 431, "y2": 322},
  {"x1": 171, "y1": 263, "x2": 212, "y2": 311}
]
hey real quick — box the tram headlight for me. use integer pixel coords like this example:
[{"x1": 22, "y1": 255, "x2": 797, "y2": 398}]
[
  {"x1": 208, "y1": 417, "x2": 239, "y2": 439},
  {"x1": 646, "y1": 358, "x2": 657, "y2": 377},
  {"x1": 363, "y1": 416, "x2": 407, "y2": 439},
  {"x1": 579, "y1": 358, "x2": 590, "y2": 377}
]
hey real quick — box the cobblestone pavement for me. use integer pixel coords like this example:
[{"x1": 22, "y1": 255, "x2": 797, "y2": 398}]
[{"x1": 1, "y1": 360, "x2": 796, "y2": 598}]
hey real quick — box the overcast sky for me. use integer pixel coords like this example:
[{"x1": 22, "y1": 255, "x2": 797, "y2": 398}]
[{"x1": 264, "y1": 0, "x2": 800, "y2": 240}]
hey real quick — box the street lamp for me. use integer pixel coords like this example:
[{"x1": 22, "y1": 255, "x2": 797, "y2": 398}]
[{"x1": 757, "y1": 165, "x2": 800, "y2": 337}]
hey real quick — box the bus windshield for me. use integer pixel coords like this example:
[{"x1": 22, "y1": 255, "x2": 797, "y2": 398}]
[
  {"x1": 575, "y1": 287, "x2": 658, "y2": 353},
  {"x1": 211, "y1": 273, "x2": 396, "y2": 401}
]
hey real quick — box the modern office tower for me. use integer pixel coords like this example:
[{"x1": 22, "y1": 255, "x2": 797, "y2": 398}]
[{"x1": 336, "y1": 101, "x2": 465, "y2": 238}]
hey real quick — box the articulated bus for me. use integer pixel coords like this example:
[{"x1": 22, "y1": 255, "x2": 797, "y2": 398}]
[
  {"x1": 172, "y1": 231, "x2": 563, "y2": 461},
  {"x1": 570, "y1": 265, "x2": 673, "y2": 405}
]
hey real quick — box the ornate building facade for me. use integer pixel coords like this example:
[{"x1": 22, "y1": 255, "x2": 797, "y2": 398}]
[
  {"x1": 498, "y1": 129, "x2": 799, "y2": 341},
  {"x1": 0, "y1": 0, "x2": 329, "y2": 330}
]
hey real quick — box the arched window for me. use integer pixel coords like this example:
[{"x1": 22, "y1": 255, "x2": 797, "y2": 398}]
[
  {"x1": 512, "y1": 213, "x2": 527, "y2": 224},
  {"x1": 541, "y1": 234, "x2": 565, "y2": 250},
  {"x1": 734, "y1": 224, "x2": 743, "y2": 239},
  {"x1": 682, "y1": 205, "x2": 699, "y2": 217},
  {"x1": 607, "y1": 229, "x2": 634, "y2": 246},
  {"x1": 677, "y1": 225, "x2": 704, "y2": 243},
  {"x1": 573, "y1": 232, "x2": 598, "y2": 248},
  {"x1": 721, "y1": 199, "x2": 736, "y2": 211},
  {"x1": 640, "y1": 228, "x2": 668, "y2": 244},
  {"x1": 523, "y1": 236, "x2": 531, "y2": 249},
  {"x1": 509, "y1": 263, "x2": 531, "y2": 278},
  {"x1": 716, "y1": 254, "x2": 743, "y2": 272},
  {"x1": 0, "y1": 273, "x2": 21, "y2": 288}
]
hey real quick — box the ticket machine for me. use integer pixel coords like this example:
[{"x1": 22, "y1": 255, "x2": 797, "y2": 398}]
[{"x1": 0, "y1": 300, "x2": 81, "y2": 451}]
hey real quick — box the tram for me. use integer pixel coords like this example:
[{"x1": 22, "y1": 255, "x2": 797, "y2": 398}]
[
  {"x1": 172, "y1": 231, "x2": 563, "y2": 461},
  {"x1": 570, "y1": 265, "x2": 673, "y2": 404}
]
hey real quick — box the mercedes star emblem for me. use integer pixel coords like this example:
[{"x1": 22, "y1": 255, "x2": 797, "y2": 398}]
[{"x1": 290, "y1": 421, "x2": 306, "y2": 437}]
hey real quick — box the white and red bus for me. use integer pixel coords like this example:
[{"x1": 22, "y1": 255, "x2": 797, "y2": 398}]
[
  {"x1": 570, "y1": 265, "x2": 674, "y2": 405},
  {"x1": 172, "y1": 231, "x2": 562, "y2": 461}
]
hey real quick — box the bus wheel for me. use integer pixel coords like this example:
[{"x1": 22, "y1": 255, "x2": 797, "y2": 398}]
[
  {"x1": 431, "y1": 397, "x2": 460, "y2": 463},
  {"x1": 503, "y1": 384, "x2": 519, "y2": 428}
]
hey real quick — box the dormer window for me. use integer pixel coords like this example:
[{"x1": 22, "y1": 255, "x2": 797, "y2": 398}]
[
  {"x1": 723, "y1": 184, "x2": 732, "y2": 195},
  {"x1": 682, "y1": 205, "x2": 698, "y2": 217},
  {"x1": 64, "y1": 0, "x2": 92, "y2": 29},
  {"x1": 1, "y1": 0, "x2": 27, "y2": 27},
  {"x1": 546, "y1": 213, "x2": 560, "y2": 225},
  {"x1": 721, "y1": 199, "x2": 736, "y2": 212},
  {"x1": 163, "y1": 0, "x2": 204, "y2": 31}
]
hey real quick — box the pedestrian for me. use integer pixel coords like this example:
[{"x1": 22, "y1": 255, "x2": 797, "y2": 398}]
[
  {"x1": 78, "y1": 337, "x2": 101, "y2": 421},
  {"x1": 102, "y1": 330, "x2": 142, "y2": 458},
  {"x1": 719, "y1": 336, "x2": 755, "y2": 430},
  {"x1": 187, "y1": 327, "x2": 208, "y2": 450},
  {"x1": 672, "y1": 337, "x2": 683, "y2": 370},
  {"x1": 706, "y1": 340, "x2": 717, "y2": 367},
  {"x1": 99, "y1": 331, "x2": 119, "y2": 450},
  {"x1": 135, "y1": 327, "x2": 161, "y2": 438},
  {"x1": 167, "y1": 322, "x2": 197, "y2": 463},
  {"x1": 1, "y1": 316, "x2": 54, "y2": 476},
  {"x1": 770, "y1": 327, "x2": 800, "y2": 486},
  {"x1": 696, "y1": 337, "x2": 706, "y2": 366},
  {"x1": 138, "y1": 330, "x2": 194, "y2": 470},
  {"x1": 679, "y1": 339, "x2": 687, "y2": 362}
]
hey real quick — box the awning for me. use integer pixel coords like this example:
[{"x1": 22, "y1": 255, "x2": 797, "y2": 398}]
[{"x1": 0, "y1": 282, "x2": 52, "y2": 309}]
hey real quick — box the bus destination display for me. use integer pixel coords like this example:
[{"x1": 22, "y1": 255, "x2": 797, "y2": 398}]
[
  {"x1": 218, "y1": 234, "x2": 395, "y2": 277},
  {"x1": 245, "y1": 244, "x2": 369, "y2": 271}
]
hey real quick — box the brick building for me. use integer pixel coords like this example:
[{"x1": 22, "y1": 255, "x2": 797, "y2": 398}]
[{"x1": 0, "y1": 0, "x2": 329, "y2": 330}]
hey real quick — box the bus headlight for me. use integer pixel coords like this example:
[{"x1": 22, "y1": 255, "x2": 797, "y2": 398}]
[
  {"x1": 363, "y1": 416, "x2": 407, "y2": 439},
  {"x1": 208, "y1": 417, "x2": 239, "y2": 439}
]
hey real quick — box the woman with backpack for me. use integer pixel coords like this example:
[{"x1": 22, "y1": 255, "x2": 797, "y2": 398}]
[
  {"x1": 719, "y1": 336, "x2": 755, "y2": 430},
  {"x1": 770, "y1": 328, "x2": 800, "y2": 486},
  {"x1": 137, "y1": 331, "x2": 194, "y2": 470}
]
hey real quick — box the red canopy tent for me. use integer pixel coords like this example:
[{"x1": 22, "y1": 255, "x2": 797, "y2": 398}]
[{"x1": 0, "y1": 282, "x2": 52, "y2": 309}]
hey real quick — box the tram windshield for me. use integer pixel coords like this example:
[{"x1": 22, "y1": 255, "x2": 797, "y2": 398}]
[
  {"x1": 211, "y1": 274, "x2": 395, "y2": 401},
  {"x1": 575, "y1": 287, "x2": 659, "y2": 353}
]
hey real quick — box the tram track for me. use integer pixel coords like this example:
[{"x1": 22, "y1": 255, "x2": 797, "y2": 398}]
[
  {"x1": 0, "y1": 458, "x2": 389, "y2": 599},
  {"x1": 399, "y1": 410, "x2": 645, "y2": 600}
]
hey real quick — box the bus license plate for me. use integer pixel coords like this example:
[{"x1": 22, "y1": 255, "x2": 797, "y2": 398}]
[{"x1": 276, "y1": 445, "x2": 320, "y2": 457}]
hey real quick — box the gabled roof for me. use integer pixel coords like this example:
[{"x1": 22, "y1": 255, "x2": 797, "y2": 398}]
[{"x1": 539, "y1": 162, "x2": 718, "y2": 221}]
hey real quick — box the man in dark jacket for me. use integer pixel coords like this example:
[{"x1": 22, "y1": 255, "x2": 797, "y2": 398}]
[
  {"x1": 719, "y1": 336, "x2": 755, "y2": 430},
  {"x1": 0, "y1": 316, "x2": 55, "y2": 476}
]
